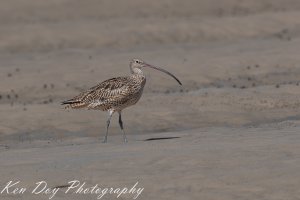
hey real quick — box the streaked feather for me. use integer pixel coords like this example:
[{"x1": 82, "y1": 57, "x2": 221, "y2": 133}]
[{"x1": 62, "y1": 75, "x2": 146, "y2": 111}]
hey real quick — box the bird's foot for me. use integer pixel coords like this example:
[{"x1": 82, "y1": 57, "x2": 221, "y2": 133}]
[
  {"x1": 102, "y1": 137, "x2": 107, "y2": 143},
  {"x1": 123, "y1": 137, "x2": 128, "y2": 143}
]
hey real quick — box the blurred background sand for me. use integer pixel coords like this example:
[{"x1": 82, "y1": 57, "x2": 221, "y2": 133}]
[{"x1": 1, "y1": 0, "x2": 300, "y2": 199}]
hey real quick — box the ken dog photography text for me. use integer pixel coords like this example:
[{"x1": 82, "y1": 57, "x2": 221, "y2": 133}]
[{"x1": 0, "y1": 180, "x2": 144, "y2": 199}]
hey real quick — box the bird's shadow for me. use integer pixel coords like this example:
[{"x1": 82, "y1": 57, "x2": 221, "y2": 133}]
[
  {"x1": 144, "y1": 136, "x2": 181, "y2": 141},
  {"x1": 52, "y1": 184, "x2": 71, "y2": 189}
]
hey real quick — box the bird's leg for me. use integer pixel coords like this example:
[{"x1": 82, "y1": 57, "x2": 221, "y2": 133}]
[
  {"x1": 118, "y1": 111, "x2": 128, "y2": 143},
  {"x1": 103, "y1": 110, "x2": 114, "y2": 143}
]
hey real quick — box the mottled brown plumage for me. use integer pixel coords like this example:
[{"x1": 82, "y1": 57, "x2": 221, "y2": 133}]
[
  {"x1": 62, "y1": 58, "x2": 182, "y2": 143},
  {"x1": 63, "y1": 75, "x2": 146, "y2": 111}
]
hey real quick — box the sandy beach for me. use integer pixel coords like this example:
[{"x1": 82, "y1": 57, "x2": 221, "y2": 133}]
[{"x1": 1, "y1": 0, "x2": 300, "y2": 199}]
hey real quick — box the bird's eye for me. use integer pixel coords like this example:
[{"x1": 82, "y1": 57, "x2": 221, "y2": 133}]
[{"x1": 135, "y1": 60, "x2": 139, "y2": 63}]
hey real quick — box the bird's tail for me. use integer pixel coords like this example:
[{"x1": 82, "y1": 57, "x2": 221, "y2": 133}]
[{"x1": 61, "y1": 99, "x2": 86, "y2": 109}]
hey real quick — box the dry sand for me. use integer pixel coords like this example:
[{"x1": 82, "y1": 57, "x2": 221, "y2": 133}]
[{"x1": 1, "y1": 0, "x2": 300, "y2": 199}]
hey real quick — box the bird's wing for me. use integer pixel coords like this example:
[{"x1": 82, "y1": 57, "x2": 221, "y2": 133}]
[
  {"x1": 89, "y1": 77, "x2": 129, "y2": 92},
  {"x1": 62, "y1": 77, "x2": 132, "y2": 108}
]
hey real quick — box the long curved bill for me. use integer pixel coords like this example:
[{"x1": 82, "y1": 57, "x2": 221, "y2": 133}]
[{"x1": 143, "y1": 63, "x2": 182, "y2": 85}]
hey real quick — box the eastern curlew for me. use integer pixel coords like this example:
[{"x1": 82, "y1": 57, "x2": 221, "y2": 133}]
[{"x1": 62, "y1": 59, "x2": 182, "y2": 143}]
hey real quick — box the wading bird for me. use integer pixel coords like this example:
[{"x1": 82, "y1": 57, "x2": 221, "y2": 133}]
[{"x1": 62, "y1": 59, "x2": 182, "y2": 143}]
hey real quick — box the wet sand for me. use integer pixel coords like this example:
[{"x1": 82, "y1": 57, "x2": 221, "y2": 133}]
[{"x1": 1, "y1": 0, "x2": 300, "y2": 199}]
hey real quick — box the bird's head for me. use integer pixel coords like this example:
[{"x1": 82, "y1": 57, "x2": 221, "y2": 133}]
[
  {"x1": 129, "y1": 58, "x2": 182, "y2": 85},
  {"x1": 130, "y1": 58, "x2": 144, "y2": 69}
]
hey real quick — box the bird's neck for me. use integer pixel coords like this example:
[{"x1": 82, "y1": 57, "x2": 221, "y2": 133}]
[{"x1": 130, "y1": 67, "x2": 144, "y2": 76}]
